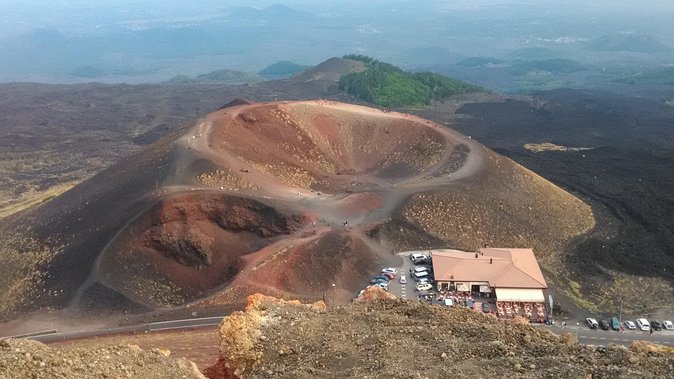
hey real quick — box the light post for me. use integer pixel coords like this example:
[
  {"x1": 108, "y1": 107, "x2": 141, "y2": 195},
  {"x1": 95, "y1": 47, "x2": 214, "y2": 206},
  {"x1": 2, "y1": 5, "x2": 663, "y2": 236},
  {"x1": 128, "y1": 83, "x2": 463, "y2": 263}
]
[{"x1": 331, "y1": 283, "x2": 336, "y2": 305}]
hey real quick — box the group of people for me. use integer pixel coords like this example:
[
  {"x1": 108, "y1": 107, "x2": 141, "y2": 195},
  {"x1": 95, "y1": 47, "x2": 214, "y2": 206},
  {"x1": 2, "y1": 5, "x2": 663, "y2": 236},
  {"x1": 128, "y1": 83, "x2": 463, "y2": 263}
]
[{"x1": 496, "y1": 301, "x2": 545, "y2": 321}]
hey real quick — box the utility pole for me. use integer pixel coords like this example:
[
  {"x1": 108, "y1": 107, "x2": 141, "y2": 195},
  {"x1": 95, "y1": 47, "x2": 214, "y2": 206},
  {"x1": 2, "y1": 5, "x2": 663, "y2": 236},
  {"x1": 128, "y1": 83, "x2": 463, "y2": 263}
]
[{"x1": 619, "y1": 298, "x2": 623, "y2": 323}]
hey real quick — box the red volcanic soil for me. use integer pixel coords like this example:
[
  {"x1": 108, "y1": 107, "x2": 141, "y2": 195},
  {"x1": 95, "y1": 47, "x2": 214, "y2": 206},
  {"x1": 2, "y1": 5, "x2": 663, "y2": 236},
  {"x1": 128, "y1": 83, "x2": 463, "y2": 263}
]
[
  {"x1": 0, "y1": 99, "x2": 594, "y2": 323},
  {"x1": 92, "y1": 193, "x2": 308, "y2": 306},
  {"x1": 73, "y1": 100, "x2": 482, "y2": 311}
]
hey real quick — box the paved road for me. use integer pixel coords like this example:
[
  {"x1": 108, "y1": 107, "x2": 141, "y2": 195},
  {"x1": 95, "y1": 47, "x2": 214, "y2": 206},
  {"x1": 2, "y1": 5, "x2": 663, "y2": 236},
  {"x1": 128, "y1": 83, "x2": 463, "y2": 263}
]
[
  {"x1": 388, "y1": 252, "x2": 421, "y2": 300},
  {"x1": 536, "y1": 323, "x2": 674, "y2": 347},
  {"x1": 3, "y1": 316, "x2": 225, "y2": 343}
]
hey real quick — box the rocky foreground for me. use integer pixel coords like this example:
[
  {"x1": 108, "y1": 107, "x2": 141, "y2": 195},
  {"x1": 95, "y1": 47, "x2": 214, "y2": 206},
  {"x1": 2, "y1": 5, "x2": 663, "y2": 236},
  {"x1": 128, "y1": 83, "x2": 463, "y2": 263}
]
[
  {"x1": 0, "y1": 338, "x2": 205, "y2": 378},
  {"x1": 1, "y1": 289, "x2": 672, "y2": 379},
  {"x1": 207, "y1": 289, "x2": 674, "y2": 379}
]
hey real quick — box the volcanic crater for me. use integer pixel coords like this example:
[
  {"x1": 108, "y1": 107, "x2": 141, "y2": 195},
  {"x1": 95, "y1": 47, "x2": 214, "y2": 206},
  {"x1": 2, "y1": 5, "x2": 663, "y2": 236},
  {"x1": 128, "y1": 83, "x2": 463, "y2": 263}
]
[{"x1": 0, "y1": 100, "x2": 594, "y2": 320}]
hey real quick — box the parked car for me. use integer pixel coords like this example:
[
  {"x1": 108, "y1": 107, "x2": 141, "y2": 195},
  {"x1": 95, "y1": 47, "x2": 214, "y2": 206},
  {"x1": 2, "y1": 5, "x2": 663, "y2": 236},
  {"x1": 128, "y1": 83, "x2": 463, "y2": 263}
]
[
  {"x1": 586, "y1": 318, "x2": 599, "y2": 329},
  {"x1": 417, "y1": 277, "x2": 434, "y2": 285},
  {"x1": 636, "y1": 318, "x2": 650, "y2": 331},
  {"x1": 610, "y1": 316, "x2": 620, "y2": 331},
  {"x1": 412, "y1": 271, "x2": 430, "y2": 281},
  {"x1": 370, "y1": 278, "x2": 389, "y2": 285},
  {"x1": 598, "y1": 319, "x2": 610, "y2": 330},
  {"x1": 409, "y1": 253, "x2": 426, "y2": 262},
  {"x1": 650, "y1": 320, "x2": 663, "y2": 331},
  {"x1": 375, "y1": 282, "x2": 389, "y2": 291},
  {"x1": 416, "y1": 283, "x2": 433, "y2": 291},
  {"x1": 372, "y1": 275, "x2": 389, "y2": 281},
  {"x1": 411, "y1": 254, "x2": 430, "y2": 264},
  {"x1": 410, "y1": 266, "x2": 429, "y2": 274},
  {"x1": 624, "y1": 320, "x2": 637, "y2": 330},
  {"x1": 382, "y1": 272, "x2": 395, "y2": 280},
  {"x1": 381, "y1": 268, "x2": 398, "y2": 275},
  {"x1": 663, "y1": 320, "x2": 674, "y2": 330},
  {"x1": 399, "y1": 275, "x2": 406, "y2": 284}
]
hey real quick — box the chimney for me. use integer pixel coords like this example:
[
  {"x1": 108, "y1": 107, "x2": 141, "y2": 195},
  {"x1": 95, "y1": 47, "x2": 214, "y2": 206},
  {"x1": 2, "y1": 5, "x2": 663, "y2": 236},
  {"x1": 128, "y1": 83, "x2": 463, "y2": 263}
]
[{"x1": 490, "y1": 258, "x2": 493, "y2": 264}]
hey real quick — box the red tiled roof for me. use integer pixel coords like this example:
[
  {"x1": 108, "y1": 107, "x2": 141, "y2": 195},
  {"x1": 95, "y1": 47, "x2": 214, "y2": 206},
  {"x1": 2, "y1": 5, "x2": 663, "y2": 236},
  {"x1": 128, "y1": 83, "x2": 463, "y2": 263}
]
[{"x1": 431, "y1": 248, "x2": 547, "y2": 289}]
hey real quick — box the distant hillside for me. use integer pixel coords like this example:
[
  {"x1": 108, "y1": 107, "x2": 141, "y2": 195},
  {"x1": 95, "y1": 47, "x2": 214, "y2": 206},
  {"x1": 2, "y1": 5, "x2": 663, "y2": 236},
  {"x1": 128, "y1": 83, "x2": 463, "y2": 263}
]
[
  {"x1": 291, "y1": 57, "x2": 366, "y2": 82},
  {"x1": 258, "y1": 61, "x2": 310, "y2": 80},
  {"x1": 616, "y1": 66, "x2": 674, "y2": 85},
  {"x1": 164, "y1": 69, "x2": 263, "y2": 85},
  {"x1": 338, "y1": 55, "x2": 482, "y2": 107},
  {"x1": 229, "y1": 4, "x2": 315, "y2": 23},
  {"x1": 455, "y1": 56, "x2": 504, "y2": 67},
  {"x1": 590, "y1": 33, "x2": 671, "y2": 53},
  {"x1": 508, "y1": 59, "x2": 588, "y2": 75},
  {"x1": 507, "y1": 47, "x2": 559, "y2": 61},
  {"x1": 396, "y1": 46, "x2": 464, "y2": 65}
]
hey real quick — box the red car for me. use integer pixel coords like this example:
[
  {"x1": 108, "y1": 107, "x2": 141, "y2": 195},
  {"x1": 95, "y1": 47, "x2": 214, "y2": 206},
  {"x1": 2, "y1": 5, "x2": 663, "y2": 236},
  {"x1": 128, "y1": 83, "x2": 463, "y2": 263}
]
[{"x1": 382, "y1": 272, "x2": 395, "y2": 280}]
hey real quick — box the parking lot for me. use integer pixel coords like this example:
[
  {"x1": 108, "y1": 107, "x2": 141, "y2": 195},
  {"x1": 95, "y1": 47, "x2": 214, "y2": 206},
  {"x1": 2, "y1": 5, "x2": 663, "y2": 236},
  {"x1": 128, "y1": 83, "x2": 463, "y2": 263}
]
[
  {"x1": 386, "y1": 252, "x2": 417, "y2": 299},
  {"x1": 364, "y1": 252, "x2": 674, "y2": 347},
  {"x1": 384, "y1": 251, "x2": 437, "y2": 301}
]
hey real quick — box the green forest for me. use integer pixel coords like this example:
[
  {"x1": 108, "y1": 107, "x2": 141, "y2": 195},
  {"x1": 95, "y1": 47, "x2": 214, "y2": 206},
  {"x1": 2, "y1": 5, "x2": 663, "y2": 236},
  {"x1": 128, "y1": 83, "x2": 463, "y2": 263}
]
[{"x1": 339, "y1": 55, "x2": 481, "y2": 107}]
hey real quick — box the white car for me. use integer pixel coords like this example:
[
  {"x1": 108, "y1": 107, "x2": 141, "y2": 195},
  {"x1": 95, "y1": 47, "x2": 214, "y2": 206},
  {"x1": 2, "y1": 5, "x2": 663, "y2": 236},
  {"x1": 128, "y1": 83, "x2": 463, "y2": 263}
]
[
  {"x1": 624, "y1": 320, "x2": 637, "y2": 330},
  {"x1": 381, "y1": 268, "x2": 398, "y2": 275},
  {"x1": 663, "y1": 320, "x2": 674, "y2": 330},
  {"x1": 416, "y1": 283, "x2": 433, "y2": 291},
  {"x1": 412, "y1": 271, "x2": 430, "y2": 281},
  {"x1": 399, "y1": 275, "x2": 406, "y2": 284},
  {"x1": 411, "y1": 266, "x2": 429, "y2": 274},
  {"x1": 585, "y1": 318, "x2": 598, "y2": 329},
  {"x1": 636, "y1": 318, "x2": 650, "y2": 331}
]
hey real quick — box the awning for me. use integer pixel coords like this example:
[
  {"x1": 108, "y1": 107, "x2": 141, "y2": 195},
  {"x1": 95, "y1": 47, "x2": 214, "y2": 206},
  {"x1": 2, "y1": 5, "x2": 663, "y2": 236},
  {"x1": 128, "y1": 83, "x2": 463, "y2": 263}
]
[{"x1": 495, "y1": 288, "x2": 545, "y2": 302}]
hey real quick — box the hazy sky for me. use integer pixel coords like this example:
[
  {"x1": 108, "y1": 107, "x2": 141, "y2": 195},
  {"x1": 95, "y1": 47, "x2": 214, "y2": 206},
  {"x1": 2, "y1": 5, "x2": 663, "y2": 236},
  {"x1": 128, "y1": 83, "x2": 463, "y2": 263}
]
[
  {"x1": 1, "y1": 0, "x2": 672, "y2": 83},
  {"x1": 2, "y1": 0, "x2": 674, "y2": 37}
]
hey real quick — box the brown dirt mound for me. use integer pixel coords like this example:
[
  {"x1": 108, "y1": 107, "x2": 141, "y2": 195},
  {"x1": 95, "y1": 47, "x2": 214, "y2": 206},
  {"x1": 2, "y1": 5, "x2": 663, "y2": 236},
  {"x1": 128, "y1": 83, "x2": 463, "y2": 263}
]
[
  {"x1": 206, "y1": 294, "x2": 674, "y2": 379},
  {"x1": 0, "y1": 338, "x2": 205, "y2": 378}
]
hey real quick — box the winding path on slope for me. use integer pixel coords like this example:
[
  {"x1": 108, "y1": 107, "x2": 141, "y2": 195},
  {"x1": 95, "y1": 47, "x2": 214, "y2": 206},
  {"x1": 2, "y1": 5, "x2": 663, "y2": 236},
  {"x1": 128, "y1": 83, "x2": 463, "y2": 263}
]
[{"x1": 73, "y1": 100, "x2": 489, "y2": 310}]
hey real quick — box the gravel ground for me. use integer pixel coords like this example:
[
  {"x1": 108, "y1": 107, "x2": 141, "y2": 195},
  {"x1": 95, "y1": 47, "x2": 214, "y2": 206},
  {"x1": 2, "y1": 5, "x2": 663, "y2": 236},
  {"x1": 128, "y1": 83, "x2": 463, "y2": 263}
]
[
  {"x1": 0, "y1": 338, "x2": 205, "y2": 378},
  {"x1": 212, "y1": 291, "x2": 674, "y2": 379}
]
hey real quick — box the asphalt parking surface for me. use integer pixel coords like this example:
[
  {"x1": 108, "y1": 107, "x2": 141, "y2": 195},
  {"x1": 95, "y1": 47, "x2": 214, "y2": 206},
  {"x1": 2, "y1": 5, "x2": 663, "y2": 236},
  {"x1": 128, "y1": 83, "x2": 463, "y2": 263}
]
[
  {"x1": 537, "y1": 323, "x2": 674, "y2": 347},
  {"x1": 379, "y1": 253, "x2": 674, "y2": 347}
]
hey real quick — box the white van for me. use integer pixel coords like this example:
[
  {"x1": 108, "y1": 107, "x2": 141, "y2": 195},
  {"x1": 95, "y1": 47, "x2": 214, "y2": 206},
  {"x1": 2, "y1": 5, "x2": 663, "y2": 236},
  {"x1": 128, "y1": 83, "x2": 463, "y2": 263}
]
[{"x1": 636, "y1": 318, "x2": 650, "y2": 331}]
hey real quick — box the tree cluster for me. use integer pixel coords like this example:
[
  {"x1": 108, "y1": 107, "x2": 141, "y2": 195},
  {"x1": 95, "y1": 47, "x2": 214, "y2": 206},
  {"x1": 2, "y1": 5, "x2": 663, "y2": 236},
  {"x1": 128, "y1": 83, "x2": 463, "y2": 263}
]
[{"x1": 339, "y1": 55, "x2": 481, "y2": 107}]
